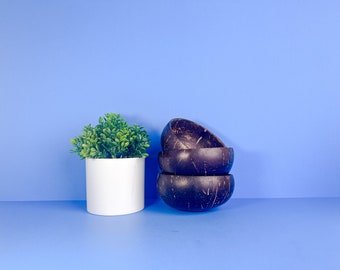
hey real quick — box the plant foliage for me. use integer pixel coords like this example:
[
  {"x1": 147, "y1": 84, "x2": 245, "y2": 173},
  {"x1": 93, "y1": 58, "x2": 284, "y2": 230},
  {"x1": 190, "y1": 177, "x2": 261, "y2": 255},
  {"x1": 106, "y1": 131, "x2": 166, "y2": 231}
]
[{"x1": 70, "y1": 113, "x2": 150, "y2": 159}]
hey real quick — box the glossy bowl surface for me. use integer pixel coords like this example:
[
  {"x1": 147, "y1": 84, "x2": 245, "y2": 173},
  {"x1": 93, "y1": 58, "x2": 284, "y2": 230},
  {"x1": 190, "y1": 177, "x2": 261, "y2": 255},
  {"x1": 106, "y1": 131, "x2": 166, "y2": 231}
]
[
  {"x1": 161, "y1": 118, "x2": 225, "y2": 151},
  {"x1": 158, "y1": 147, "x2": 234, "y2": 175},
  {"x1": 157, "y1": 173, "x2": 234, "y2": 212}
]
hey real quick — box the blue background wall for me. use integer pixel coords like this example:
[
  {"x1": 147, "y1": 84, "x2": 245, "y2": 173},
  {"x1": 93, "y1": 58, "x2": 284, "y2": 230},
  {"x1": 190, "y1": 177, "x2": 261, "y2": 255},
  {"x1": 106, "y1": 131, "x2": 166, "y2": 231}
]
[{"x1": 1, "y1": 0, "x2": 339, "y2": 201}]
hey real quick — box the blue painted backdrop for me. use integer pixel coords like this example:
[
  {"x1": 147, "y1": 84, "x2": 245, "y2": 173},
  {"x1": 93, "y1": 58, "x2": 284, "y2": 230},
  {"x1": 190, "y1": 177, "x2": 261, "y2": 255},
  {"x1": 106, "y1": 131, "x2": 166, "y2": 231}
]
[{"x1": 1, "y1": 0, "x2": 339, "y2": 201}]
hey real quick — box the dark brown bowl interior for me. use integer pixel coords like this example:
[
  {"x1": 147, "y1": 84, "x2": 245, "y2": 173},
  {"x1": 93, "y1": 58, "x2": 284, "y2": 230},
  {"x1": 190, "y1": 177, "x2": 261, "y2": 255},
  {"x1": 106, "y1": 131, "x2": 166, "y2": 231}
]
[
  {"x1": 157, "y1": 173, "x2": 234, "y2": 212},
  {"x1": 161, "y1": 118, "x2": 225, "y2": 151},
  {"x1": 158, "y1": 147, "x2": 234, "y2": 175}
]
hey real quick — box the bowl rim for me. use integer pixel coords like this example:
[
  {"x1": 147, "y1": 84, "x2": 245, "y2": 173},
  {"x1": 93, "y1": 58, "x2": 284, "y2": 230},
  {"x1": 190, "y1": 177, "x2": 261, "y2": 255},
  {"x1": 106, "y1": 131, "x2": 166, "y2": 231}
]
[
  {"x1": 158, "y1": 172, "x2": 234, "y2": 178},
  {"x1": 158, "y1": 146, "x2": 234, "y2": 156}
]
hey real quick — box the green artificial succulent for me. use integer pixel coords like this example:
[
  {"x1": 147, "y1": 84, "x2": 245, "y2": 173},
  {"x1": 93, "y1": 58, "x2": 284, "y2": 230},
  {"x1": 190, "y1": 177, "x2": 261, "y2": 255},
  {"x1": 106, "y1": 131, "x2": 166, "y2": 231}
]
[{"x1": 70, "y1": 113, "x2": 150, "y2": 159}]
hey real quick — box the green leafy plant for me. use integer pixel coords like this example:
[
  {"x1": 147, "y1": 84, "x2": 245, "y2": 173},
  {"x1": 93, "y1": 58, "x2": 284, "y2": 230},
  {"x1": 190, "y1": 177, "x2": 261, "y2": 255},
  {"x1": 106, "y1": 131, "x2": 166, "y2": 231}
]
[{"x1": 70, "y1": 113, "x2": 150, "y2": 159}]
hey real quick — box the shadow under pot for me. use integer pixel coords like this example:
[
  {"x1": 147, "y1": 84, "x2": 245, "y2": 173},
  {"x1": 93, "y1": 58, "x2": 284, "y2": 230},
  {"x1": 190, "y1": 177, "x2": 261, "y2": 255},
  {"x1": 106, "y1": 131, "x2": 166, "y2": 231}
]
[
  {"x1": 161, "y1": 118, "x2": 225, "y2": 151},
  {"x1": 157, "y1": 173, "x2": 234, "y2": 212},
  {"x1": 158, "y1": 147, "x2": 234, "y2": 175}
]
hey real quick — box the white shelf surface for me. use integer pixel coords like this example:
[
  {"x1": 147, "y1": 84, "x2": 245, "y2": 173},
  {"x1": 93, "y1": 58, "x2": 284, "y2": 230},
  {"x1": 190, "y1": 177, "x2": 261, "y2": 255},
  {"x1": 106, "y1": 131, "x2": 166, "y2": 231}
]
[{"x1": 1, "y1": 198, "x2": 339, "y2": 270}]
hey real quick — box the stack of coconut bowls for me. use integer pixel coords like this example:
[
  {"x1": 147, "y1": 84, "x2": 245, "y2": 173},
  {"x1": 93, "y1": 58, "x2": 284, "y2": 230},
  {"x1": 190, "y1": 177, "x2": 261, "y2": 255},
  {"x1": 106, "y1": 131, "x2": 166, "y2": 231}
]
[{"x1": 157, "y1": 118, "x2": 235, "y2": 212}]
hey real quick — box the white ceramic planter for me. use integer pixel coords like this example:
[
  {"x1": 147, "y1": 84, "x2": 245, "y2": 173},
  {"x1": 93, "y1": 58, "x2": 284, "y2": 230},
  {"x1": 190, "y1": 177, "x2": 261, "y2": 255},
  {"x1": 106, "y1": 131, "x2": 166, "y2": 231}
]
[{"x1": 85, "y1": 158, "x2": 145, "y2": 216}]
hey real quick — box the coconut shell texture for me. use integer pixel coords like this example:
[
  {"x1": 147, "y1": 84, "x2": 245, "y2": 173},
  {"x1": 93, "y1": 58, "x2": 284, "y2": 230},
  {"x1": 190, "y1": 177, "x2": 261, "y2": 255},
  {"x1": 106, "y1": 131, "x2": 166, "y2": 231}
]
[
  {"x1": 157, "y1": 174, "x2": 234, "y2": 212},
  {"x1": 157, "y1": 118, "x2": 235, "y2": 211},
  {"x1": 158, "y1": 147, "x2": 234, "y2": 176},
  {"x1": 161, "y1": 118, "x2": 225, "y2": 151}
]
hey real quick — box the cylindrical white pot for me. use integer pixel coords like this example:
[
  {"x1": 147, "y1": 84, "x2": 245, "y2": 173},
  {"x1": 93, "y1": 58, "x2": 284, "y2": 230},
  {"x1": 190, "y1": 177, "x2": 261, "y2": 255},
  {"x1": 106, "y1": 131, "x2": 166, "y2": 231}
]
[{"x1": 86, "y1": 158, "x2": 145, "y2": 216}]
